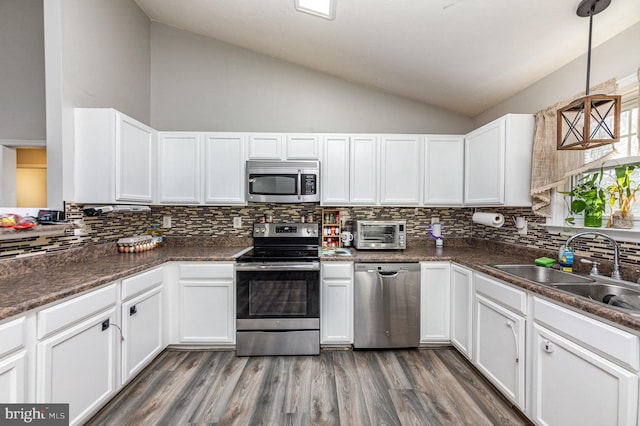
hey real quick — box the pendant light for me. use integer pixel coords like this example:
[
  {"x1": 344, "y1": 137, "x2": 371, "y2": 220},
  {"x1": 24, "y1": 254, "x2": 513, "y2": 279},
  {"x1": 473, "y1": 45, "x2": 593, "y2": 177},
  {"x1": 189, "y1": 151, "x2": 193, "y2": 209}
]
[{"x1": 557, "y1": 0, "x2": 621, "y2": 151}]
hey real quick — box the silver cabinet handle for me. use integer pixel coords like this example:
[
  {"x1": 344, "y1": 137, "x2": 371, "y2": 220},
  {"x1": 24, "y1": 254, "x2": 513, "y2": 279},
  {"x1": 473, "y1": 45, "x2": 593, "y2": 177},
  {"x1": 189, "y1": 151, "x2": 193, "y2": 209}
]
[{"x1": 506, "y1": 321, "x2": 519, "y2": 363}]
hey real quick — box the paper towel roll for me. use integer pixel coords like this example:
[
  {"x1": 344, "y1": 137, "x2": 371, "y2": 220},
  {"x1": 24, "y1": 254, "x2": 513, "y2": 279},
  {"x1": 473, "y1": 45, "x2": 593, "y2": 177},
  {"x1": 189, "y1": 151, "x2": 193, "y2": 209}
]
[{"x1": 472, "y1": 212, "x2": 505, "y2": 228}]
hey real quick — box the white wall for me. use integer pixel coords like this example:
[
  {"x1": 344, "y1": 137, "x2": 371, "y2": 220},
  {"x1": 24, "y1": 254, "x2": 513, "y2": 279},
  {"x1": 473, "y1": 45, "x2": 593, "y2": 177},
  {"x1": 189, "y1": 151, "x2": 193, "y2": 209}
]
[
  {"x1": 44, "y1": 0, "x2": 151, "y2": 209},
  {"x1": 60, "y1": 0, "x2": 151, "y2": 123},
  {"x1": 475, "y1": 22, "x2": 640, "y2": 126},
  {"x1": 0, "y1": 0, "x2": 46, "y2": 142},
  {"x1": 150, "y1": 23, "x2": 474, "y2": 134}
]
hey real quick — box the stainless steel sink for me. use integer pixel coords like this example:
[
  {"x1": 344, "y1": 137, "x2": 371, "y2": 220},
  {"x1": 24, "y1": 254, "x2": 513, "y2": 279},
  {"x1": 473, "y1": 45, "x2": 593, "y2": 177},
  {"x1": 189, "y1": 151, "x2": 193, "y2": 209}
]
[
  {"x1": 492, "y1": 264, "x2": 595, "y2": 284},
  {"x1": 491, "y1": 264, "x2": 640, "y2": 315},
  {"x1": 551, "y1": 283, "x2": 640, "y2": 312}
]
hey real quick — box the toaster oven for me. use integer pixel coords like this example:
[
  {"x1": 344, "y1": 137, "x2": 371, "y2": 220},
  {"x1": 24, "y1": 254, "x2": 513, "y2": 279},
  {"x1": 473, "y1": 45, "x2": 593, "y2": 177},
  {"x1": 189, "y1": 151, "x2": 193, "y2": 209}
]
[{"x1": 354, "y1": 220, "x2": 406, "y2": 250}]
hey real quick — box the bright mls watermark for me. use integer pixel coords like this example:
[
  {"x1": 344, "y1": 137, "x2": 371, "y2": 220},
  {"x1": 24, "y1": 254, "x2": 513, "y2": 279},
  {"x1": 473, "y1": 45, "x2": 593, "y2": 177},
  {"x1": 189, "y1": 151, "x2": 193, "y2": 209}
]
[{"x1": 0, "y1": 404, "x2": 68, "y2": 425}]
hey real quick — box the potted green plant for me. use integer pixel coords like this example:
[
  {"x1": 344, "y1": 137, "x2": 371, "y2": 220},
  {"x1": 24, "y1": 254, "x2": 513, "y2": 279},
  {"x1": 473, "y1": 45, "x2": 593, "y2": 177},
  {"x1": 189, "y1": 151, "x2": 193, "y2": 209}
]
[
  {"x1": 606, "y1": 164, "x2": 640, "y2": 228},
  {"x1": 560, "y1": 169, "x2": 606, "y2": 227}
]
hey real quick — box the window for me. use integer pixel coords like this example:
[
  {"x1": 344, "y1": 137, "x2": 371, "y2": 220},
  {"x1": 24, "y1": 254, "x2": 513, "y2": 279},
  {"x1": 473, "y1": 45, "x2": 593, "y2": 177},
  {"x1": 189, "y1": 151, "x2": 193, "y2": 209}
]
[{"x1": 563, "y1": 76, "x2": 640, "y2": 229}]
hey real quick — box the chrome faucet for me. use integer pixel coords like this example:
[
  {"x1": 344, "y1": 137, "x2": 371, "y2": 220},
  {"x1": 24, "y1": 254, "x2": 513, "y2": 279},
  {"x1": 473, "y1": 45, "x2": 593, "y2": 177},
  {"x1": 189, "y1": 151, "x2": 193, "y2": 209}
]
[{"x1": 564, "y1": 232, "x2": 621, "y2": 280}]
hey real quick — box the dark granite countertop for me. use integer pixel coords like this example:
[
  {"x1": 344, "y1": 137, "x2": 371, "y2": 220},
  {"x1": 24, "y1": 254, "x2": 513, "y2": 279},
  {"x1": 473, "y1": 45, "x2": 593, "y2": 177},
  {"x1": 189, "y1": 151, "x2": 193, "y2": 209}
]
[
  {"x1": 0, "y1": 241, "x2": 249, "y2": 322},
  {"x1": 1, "y1": 237, "x2": 639, "y2": 334}
]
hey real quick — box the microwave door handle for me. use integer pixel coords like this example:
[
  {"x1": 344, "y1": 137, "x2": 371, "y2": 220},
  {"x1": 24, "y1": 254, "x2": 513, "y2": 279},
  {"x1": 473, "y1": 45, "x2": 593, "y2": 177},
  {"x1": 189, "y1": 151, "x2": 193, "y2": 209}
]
[{"x1": 297, "y1": 169, "x2": 302, "y2": 200}]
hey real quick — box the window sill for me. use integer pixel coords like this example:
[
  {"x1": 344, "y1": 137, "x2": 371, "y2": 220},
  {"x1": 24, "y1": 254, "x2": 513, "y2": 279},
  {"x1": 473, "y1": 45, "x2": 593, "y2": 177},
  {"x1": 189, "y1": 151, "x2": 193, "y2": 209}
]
[{"x1": 545, "y1": 223, "x2": 640, "y2": 243}]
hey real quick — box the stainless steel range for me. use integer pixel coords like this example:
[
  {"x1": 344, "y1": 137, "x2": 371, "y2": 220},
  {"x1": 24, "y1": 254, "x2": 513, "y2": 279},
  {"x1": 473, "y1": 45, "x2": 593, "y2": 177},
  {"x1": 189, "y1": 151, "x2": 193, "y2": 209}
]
[{"x1": 235, "y1": 223, "x2": 320, "y2": 356}]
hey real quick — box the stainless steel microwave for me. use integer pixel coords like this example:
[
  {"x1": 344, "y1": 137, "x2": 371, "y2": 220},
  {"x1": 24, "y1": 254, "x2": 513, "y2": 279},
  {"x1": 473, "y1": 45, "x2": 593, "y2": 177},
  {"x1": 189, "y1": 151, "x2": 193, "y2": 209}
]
[
  {"x1": 354, "y1": 220, "x2": 406, "y2": 250},
  {"x1": 246, "y1": 160, "x2": 320, "y2": 203}
]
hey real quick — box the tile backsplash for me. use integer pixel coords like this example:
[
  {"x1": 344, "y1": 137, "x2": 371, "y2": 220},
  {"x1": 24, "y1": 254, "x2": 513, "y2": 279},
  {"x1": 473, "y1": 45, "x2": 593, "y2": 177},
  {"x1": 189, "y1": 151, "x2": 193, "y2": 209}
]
[{"x1": 1, "y1": 203, "x2": 640, "y2": 269}]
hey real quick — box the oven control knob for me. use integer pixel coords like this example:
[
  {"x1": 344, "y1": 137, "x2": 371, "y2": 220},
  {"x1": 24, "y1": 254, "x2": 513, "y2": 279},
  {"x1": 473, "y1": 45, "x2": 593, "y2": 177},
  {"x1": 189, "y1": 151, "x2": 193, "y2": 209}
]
[{"x1": 305, "y1": 227, "x2": 315, "y2": 236}]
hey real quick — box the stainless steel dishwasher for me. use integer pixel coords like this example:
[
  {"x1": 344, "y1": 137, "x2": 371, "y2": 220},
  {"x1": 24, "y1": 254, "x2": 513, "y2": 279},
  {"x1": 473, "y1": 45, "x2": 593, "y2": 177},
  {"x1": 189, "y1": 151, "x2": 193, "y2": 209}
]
[{"x1": 354, "y1": 263, "x2": 421, "y2": 349}]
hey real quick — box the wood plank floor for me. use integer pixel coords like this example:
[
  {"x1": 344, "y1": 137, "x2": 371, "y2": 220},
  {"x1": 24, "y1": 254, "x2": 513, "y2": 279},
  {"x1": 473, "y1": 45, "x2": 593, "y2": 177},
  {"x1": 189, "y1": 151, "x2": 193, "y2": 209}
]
[{"x1": 86, "y1": 348, "x2": 530, "y2": 426}]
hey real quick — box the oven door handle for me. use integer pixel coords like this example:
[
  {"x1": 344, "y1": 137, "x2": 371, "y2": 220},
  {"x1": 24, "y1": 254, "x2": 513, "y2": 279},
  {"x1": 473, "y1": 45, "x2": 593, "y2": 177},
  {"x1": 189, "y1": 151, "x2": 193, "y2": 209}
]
[{"x1": 236, "y1": 262, "x2": 320, "y2": 272}]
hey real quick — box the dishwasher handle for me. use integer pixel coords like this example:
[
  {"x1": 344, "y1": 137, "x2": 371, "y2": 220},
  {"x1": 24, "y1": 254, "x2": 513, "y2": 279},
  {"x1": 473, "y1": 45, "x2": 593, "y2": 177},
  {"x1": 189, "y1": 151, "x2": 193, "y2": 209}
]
[{"x1": 377, "y1": 270, "x2": 404, "y2": 277}]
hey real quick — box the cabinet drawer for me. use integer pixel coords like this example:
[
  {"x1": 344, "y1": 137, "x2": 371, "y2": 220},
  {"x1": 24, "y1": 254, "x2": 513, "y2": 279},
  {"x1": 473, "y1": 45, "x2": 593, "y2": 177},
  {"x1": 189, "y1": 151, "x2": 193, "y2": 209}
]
[
  {"x1": 122, "y1": 267, "x2": 163, "y2": 300},
  {"x1": 475, "y1": 273, "x2": 527, "y2": 315},
  {"x1": 180, "y1": 263, "x2": 234, "y2": 279},
  {"x1": 534, "y1": 297, "x2": 639, "y2": 371},
  {"x1": 0, "y1": 317, "x2": 25, "y2": 358},
  {"x1": 37, "y1": 284, "x2": 117, "y2": 339},
  {"x1": 322, "y1": 262, "x2": 353, "y2": 279}
]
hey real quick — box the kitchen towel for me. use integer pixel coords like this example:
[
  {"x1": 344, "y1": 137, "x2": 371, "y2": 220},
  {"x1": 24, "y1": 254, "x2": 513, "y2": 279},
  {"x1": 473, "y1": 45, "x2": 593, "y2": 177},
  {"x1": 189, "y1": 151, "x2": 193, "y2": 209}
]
[{"x1": 472, "y1": 212, "x2": 505, "y2": 228}]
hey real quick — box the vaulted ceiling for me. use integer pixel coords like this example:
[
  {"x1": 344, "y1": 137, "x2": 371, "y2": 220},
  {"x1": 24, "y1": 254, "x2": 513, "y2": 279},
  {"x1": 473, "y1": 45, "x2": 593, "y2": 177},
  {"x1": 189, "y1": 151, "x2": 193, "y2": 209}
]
[{"x1": 135, "y1": 0, "x2": 640, "y2": 117}]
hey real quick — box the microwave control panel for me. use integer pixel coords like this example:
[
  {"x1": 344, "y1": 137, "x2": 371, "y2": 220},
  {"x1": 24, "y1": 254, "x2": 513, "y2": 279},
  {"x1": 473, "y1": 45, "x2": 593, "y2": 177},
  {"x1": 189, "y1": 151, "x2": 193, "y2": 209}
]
[{"x1": 302, "y1": 174, "x2": 317, "y2": 195}]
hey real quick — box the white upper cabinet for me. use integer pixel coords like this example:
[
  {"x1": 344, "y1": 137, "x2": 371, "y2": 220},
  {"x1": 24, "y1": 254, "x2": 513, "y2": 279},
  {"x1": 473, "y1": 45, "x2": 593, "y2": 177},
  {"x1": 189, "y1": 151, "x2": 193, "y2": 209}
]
[
  {"x1": 424, "y1": 135, "x2": 464, "y2": 206},
  {"x1": 380, "y1": 135, "x2": 422, "y2": 205},
  {"x1": 285, "y1": 134, "x2": 320, "y2": 159},
  {"x1": 321, "y1": 135, "x2": 350, "y2": 205},
  {"x1": 157, "y1": 132, "x2": 202, "y2": 204},
  {"x1": 247, "y1": 133, "x2": 319, "y2": 160},
  {"x1": 204, "y1": 133, "x2": 247, "y2": 204},
  {"x1": 464, "y1": 114, "x2": 534, "y2": 206},
  {"x1": 247, "y1": 134, "x2": 283, "y2": 159},
  {"x1": 322, "y1": 134, "x2": 378, "y2": 205},
  {"x1": 75, "y1": 108, "x2": 156, "y2": 204},
  {"x1": 350, "y1": 135, "x2": 379, "y2": 205}
]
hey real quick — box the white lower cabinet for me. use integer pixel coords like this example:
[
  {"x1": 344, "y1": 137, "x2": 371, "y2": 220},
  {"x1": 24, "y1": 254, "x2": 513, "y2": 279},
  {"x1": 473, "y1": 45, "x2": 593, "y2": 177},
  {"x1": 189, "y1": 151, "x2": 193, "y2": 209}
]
[
  {"x1": 120, "y1": 267, "x2": 164, "y2": 384},
  {"x1": 179, "y1": 263, "x2": 235, "y2": 344},
  {"x1": 531, "y1": 324, "x2": 638, "y2": 426},
  {"x1": 420, "y1": 262, "x2": 450, "y2": 343},
  {"x1": 450, "y1": 263, "x2": 473, "y2": 359},
  {"x1": 0, "y1": 316, "x2": 28, "y2": 403},
  {"x1": 36, "y1": 307, "x2": 118, "y2": 426},
  {"x1": 321, "y1": 262, "x2": 354, "y2": 344},
  {"x1": 475, "y1": 295, "x2": 525, "y2": 408},
  {"x1": 531, "y1": 297, "x2": 639, "y2": 426},
  {"x1": 474, "y1": 273, "x2": 526, "y2": 409}
]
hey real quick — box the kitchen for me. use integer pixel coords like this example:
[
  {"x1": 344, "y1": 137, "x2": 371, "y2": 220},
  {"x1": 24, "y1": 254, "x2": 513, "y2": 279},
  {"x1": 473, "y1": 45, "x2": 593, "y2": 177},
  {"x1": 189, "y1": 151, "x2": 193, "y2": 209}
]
[{"x1": 1, "y1": 0, "x2": 640, "y2": 425}]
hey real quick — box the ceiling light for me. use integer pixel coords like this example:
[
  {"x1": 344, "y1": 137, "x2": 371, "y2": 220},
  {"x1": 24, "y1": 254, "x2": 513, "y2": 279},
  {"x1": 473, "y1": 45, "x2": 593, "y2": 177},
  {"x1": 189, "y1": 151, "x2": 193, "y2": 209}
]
[
  {"x1": 557, "y1": 0, "x2": 621, "y2": 151},
  {"x1": 294, "y1": 0, "x2": 336, "y2": 20}
]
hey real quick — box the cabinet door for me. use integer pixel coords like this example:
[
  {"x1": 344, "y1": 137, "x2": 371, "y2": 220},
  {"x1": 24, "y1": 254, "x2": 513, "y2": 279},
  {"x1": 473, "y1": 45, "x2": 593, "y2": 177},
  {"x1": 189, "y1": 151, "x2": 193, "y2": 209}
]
[
  {"x1": 121, "y1": 287, "x2": 163, "y2": 384},
  {"x1": 321, "y1": 135, "x2": 350, "y2": 205},
  {"x1": 157, "y1": 132, "x2": 202, "y2": 204},
  {"x1": 286, "y1": 134, "x2": 319, "y2": 159},
  {"x1": 532, "y1": 324, "x2": 638, "y2": 426},
  {"x1": 116, "y1": 113, "x2": 155, "y2": 202},
  {"x1": 0, "y1": 351, "x2": 26, "y2": 403},
  {"x1": 474, "y1": 295, "x2": 525, "y2": 409},
  {"x1": 247, "y1": 134, "x2": 282, "y2": 159},
  {"x1": 0, "y1": 316, "x2": 27, "y2": 403},
  {"x1": 464, "y1": 118, "x2": 505, "y2": 205},
  {"x1": 321, "y1": 263, "x2": 354, "y2": 344},
  {"x1": 380, "y1": 135, "x2": 422, "y2": 205},
  {"x1": 420, "y1": 262, "x2": 450, "y2": 343},
  {"x1": 204, "y1": 133, "x2": 246, "y2": 204},
  {"x1": 350, "y1": 135, "x2": 378, "y2": 204},
  {"x1": 424, "y1": 135, "x2": 464, "y2": 205},
  {"x1": 450, "y1": 264, "x2": 473, "y2": 359},
  {"x1": 37, "y1": 309, "x2": 118, "y2": 425},
  {"x1": 180, "y1": 279, "x2": 234, "y2": 343}
]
